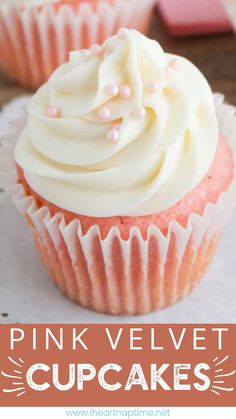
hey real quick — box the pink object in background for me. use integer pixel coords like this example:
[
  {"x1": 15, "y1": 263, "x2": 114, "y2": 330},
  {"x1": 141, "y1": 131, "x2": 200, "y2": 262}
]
[
  {"x1": 223, "y1": 0, "x2": 236, "y2": 32},
  {"x1": 157, "y1": 0, "x2": 233, "y2": 36},
  {"x1": 0, "y1": 0, "x2": 156, "y2": 90}
]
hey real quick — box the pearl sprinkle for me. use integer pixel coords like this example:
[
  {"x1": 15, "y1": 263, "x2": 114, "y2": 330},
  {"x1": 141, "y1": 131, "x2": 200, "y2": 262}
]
[
  {"x1": 107, "y1": 124, "x2": 121, "y2": 143},
  {"x1": 133, "y1": 106, "x2": 146, "y2": 118},
  {"x1": 98, "y1": 106, "x2": 111, "y2": 121},
  {"x1": 170, "y1": 59, "x2": 178, "y2": 70},
  {"x1": 90, "y1": 44, "x2": 102, "y2": 57},
  {"x1": 119, "y1": 84, "x2": 132, "y2": 98},
  {"x1": 106, "y1": 84, "x2": 119, "y2": 97},
  {"x1": 147, "y1": 80, "x2": 159, "y2": 93},
  {"x1": 165, "y1": 59, "x2": 179, "y2": 78},
  {"x1": 117, "y1": 27, "x2": 128, "y2": 40},
  {"x1": 46, "y1": 107, "x2": 61, "y2": 118}
]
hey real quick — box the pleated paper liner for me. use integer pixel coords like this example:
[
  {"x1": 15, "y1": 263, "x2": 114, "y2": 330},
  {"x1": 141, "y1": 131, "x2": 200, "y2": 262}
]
[
  {"x1": 0, "y1": 0, "x2": 156, "y2": 90},
  {"x1": 0, "y1": 94, "x2": 236, "y2": 315}
]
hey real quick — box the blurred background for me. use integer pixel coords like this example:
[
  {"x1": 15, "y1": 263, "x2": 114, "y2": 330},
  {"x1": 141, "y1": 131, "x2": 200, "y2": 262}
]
[{"x1": 0, "y1": 0, "x2": 235, "y2": 107}]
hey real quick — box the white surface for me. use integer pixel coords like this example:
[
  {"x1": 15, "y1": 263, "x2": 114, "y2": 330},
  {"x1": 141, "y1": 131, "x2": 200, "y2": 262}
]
[{"x1": 0, "y1": 189, "x2": 236, "y2": 324}]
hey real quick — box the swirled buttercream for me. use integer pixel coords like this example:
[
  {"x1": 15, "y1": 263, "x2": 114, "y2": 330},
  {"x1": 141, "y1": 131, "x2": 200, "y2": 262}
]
[{"x1": 15, "y1": 29, "x2": 218, "y2": 217}]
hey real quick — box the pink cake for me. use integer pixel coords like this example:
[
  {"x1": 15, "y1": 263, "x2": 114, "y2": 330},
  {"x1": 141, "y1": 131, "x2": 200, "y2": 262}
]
[
  {"x1": 17, "y1": 136, "x2": 234, "y2": 240},
  {"x1": 15, "y1": 136, "x2": 234, "y2": 314}
]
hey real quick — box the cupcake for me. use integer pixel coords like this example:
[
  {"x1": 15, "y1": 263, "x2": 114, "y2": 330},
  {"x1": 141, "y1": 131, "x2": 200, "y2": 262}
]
[
  {"x1": 3, "y1": 29, "x2": 236, "y2": 315},
  {"x1": 0, "y1": 0, "x2": 155, "y2": 90}
]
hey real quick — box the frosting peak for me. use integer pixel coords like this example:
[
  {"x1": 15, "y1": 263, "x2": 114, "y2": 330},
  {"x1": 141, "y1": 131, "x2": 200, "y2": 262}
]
[{"x1": 15, "y1": 29, "x2": 218, "y2": 217}]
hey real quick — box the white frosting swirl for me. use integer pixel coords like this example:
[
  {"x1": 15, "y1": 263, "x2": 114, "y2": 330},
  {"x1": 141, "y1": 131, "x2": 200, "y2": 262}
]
[{"x1": 15, "y1": 29, "x2": 218, "y2": 217}]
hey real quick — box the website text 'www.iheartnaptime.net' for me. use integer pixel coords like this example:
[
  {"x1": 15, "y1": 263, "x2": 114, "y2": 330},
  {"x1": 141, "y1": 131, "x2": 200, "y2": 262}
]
[{"x1": 65, "y1": 409, "x2": 171, "y2": 417}]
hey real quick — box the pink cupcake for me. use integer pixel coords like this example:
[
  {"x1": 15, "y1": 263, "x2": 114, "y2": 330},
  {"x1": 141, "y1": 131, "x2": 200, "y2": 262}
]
[
  {"x1": 1, "y1": 29, "x2": 236, "y2": 315},
  {"x1": 0, "y1": 0, "x2": 155, "y2": 90}
]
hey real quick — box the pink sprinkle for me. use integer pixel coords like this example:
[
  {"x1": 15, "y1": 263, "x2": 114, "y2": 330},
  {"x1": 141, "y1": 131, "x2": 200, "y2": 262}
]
[
  {"x1": 107, "y1": 128, "x2": 120, "y2": 143},
  {"x1": 117, "y1": 27, "x2": 128, "y2": 40},
  {"x1": 90, "y1": 43, "x2": 102, "y2": 57},
  {"x1": 106, "y1": 84, "x2": 119, "y2": 97},
  {"x1": 170, "y1": 59, "x2": 179, "y2": 69},
  {"x1": 119, "y1": 84, "x2": 132, "y2": 98},
  {"x1": 133, "y1": 106, "x2": 146, "y2": 118},
  {"x1": 46, "y1": 106, "x2": 61, "y2": 118},
  {"x1": 98, "y1": 106, "x2": 111, "y2": 121},
  {"x1": 147, "y1": 80, "x2": 159, "y2": 93},
  {"x1": 165, "y1": 59, "x2": 179, "y2": 78}
]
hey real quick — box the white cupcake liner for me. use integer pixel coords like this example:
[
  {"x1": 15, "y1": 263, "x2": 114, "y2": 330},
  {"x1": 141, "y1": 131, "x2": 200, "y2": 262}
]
[
  {"x1": 0, "y1": 0, "x2": 156, "y2": 90},
  {"x1": 0, "y1": 94, "x2": 236, "y2": 315}
]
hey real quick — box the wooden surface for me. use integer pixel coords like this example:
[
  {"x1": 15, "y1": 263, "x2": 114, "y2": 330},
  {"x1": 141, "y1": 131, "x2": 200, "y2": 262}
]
[{"x1": 0, "y1": 11, "x2": 235, "y2": 108}]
